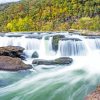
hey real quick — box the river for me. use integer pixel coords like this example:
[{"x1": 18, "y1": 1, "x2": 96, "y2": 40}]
[{"x1": 0, "y1": 32, "x2": 100, "y2": 100}]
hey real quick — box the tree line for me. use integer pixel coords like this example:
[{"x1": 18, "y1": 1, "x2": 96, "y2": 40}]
[{"x1": 0, "y1": 0, "x2": 100, "y2": 32}]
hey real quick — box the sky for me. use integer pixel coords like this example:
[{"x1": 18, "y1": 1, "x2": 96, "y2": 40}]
[{"x1": 0, "y1": 0, "x2": 19, "y2": 4}]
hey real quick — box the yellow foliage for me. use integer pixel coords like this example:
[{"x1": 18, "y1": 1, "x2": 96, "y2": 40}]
[
  {"x1": 55, "y1": 23, "x2": 69, "y2": 31},
  {"x1": 41, "y1": 21, "x2": 53, "y2": 31}
]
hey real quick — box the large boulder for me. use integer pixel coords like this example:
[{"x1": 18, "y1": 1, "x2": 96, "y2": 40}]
[
  {"x1": 32, "y1": 57, "x2": 73, "y2": 65},
  {"x1": 52, "y1": 35, "x2": 65, "y2": 51},
  {"x1": 0, "y1": 56, "x2": 32, "y2": 71},
  {"x1": 0, "y1": 46, "x2": 25, "y2": 59},
  {"x1": 85, "y1": 86, "x2": 100, "y2": 100}
]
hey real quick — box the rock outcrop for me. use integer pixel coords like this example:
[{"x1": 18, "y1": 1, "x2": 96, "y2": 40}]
[
  {"x1": 85, "y1": 86, "x2": 100, "y2": 100},
  {"x1": 25, "y1": 34, "x2": 42, "y2": 39},
  {"x1": 52, "y1": 35, "x2": 65, "y2": 51},
  {"x1": 32, "y1": 51, "x2": 39, "y2": 58},
  {"x1": 0, "y1": 56, "x2": 32, "y2": 71},
  {"x1": 0, "y1": 46, "x2": 25, "y2": 59},
  {"x1": 32, "y1": 57, "x2": 73, "y2": 65},
  {"x1": 61, "y1": 38, "x2": 82, "y2": 41}
]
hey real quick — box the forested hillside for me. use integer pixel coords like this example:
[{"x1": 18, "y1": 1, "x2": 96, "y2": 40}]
[{"x1": 0, "y1": 0, "x2": 100, "y2": 32}]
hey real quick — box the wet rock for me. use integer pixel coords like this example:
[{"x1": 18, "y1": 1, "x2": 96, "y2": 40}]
[
  {"x1": 25, "y1": 34, "x2": 42, "y2": 39},
  {"x1": 0, "y1": 56, "x2": 32, "y2": 71},
  {"x1": 61, "y1": 38, "x2": 82, "y2": 41},
  {"x1": 5, "y1": 34, "x2": 23, "y2": 37},
  {"x1": 20, "y1": 53, "x2": 27, "y2": 60},
  {"x1": 0, "y1": 46, "x2": 25, "y2": 59},
  {"x1": 52, "y1": 35, "x2": 65, "y2": 51},
  {"x1": 85, "y1": 36, "x2": 100, "y2": 39},
  {"x1": 32, "y1": 57, "x2": 73, "y2": 65},
  {"x1": 85, "y1": 86, "x2": 100, "y2": 100},
  {"x1": 32, "y1": 51, "x2": 39, "y2": 58}
]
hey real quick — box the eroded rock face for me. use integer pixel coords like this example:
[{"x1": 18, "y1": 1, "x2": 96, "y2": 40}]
[
  {"x1": 0, "y1": 46, "x2": 25, "y2": 59},
  {"x1": 0, "y1": 56, "x2": 32, "y2": 71},
  {"x1": 52, "y1": 35, "x2": 65, "y2": 51},
  {"x1": 32, "y1": 57, "x2": 73, "y2": 65},
  {"x1": 85, "y1": 86, "x2": 100, "y2": 100}
]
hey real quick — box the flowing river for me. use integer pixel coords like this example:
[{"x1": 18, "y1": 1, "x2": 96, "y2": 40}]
[{"x1": 0, "y1": 32, "x2": 100, "y2": 100}]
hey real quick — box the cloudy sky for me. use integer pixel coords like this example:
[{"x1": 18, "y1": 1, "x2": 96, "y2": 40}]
[{"x1": 0, "y1": 0, "x2": 19, "y2": 4}]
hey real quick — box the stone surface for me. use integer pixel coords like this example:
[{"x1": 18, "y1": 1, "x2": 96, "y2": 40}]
[
  {"x1": 61, "y1": 38, "x2": 82, "y2": 41},
  {"x1": 85, "y1": 36, "x2": 100, "y2": 39},
  {"x1": 85, "y1": 86, "x2": 100, "y2": 100},
  {"x1": 25, "y1": 34, "x2": 42, "y2": 39},
  {"x1": 5, "y1": 34, "x2": 23, "y2": 37},
  {"x1": 0, "y1": 46, "x2": 25, "y2": 59},
  {"x1": 32, "y1": 57, "x2": 73, "y2": 65},
  {"x1": 31, "y1": 51, "x2": 39, "y2": 58},
  {"x1": 0, "y1": 56, "x2": 32, "y2": 71},
  {"x1": 52, "y1": 35, "x2": 65, "y2": 51}
]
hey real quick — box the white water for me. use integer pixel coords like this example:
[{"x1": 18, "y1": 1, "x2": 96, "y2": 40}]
[
  {"x1": 58, "y1": 40, "x2": 87, "y2": 56},
  {"x1": 0, "y1": 33, "x2": 100, "y2": 100}
]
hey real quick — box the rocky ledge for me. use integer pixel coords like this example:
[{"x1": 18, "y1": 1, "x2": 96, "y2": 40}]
[
  {"x1": 0, "y1": 46, "x2": 25, "y2": 59},
  {"x1": 52, "y1": 35, "x2": 65, "y2": 51},
  {"x1": 85, "y1": 86, "x2": 100, "y2": 100},
  {"x1": 61, "y1": 38, "x2": 82, "y2": 41},
  {"x1": 0, "y1": 56, "x2": 32, "y2": 71},
  {"x1": 32, "y1": 57, "x2": 73, "y2": 65}
]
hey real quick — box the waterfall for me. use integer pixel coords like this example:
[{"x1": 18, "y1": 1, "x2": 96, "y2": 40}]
[
  {"x1": 85, "y1": 39, "x2": 100, "y2": 50},
  {"x1": 0, "y1": 32, "x2": 100, "y2": 100},
  {"x1": 0, "y1": 36, "x2": 41, "y2": 58},
  {"x1": 0, "y1": 36, "x2": 41, "y2": 50},
  {"x1": 39, "y1": 36, "x2": 47, "y2": 58},
  {"x1": 47, "y1": 37, "x2": 56, "y2": 57},
  {"x1": 39, "y1": 36, "x2": 56, "y2": 59},
  {"x1": 57, "y1": 40, "x2": 87, "y2": 56},
  {"x1": 0, "y1": 34, "x2": 100, "y2": 58}
]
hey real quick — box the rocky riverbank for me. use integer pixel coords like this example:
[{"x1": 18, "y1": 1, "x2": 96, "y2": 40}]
[
  {"x1": 0, "y1": 46, "x2": 73, "y2": 71},
  {"x1": 0, "y1": 46, "x2": 32, "y2": 71},
  {"x1": 0, "y1": 46, "x2": 25, "y2": 59},
  {"x1": 0, "y1": 56, "x2": 32, "y2": 71},
  {"x1": 85, "y1": 86, "x2": 100, "y2": 100}
]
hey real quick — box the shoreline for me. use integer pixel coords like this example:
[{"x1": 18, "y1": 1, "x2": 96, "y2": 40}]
[{"x1": 0, "y1": 29, "x2": 100, "y2": 35}]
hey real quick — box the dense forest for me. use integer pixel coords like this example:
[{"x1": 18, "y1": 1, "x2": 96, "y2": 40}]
[{"x1": 0, "y1": 0, "x2": 100, "y2": 32}]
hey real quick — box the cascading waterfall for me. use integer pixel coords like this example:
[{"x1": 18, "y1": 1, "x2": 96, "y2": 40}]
[
  {"x1": 57, "y1": 40, "x2": 87, "y2": 56},
  {"x1": 0, "y1": 36, "x2": 41, "y2": 50},
  {"x1": 39, "y1": 36, "x2": 47, "y2": 58},
  {"x1": 39, "y1": 36, "x2": 56, "y2": 59},
  {"x1": 85, "y1": 39, "x2": 100, "y2": 50},
  {"x1": 0, "y1": 33, "x2": 100, "y2": 100}
]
